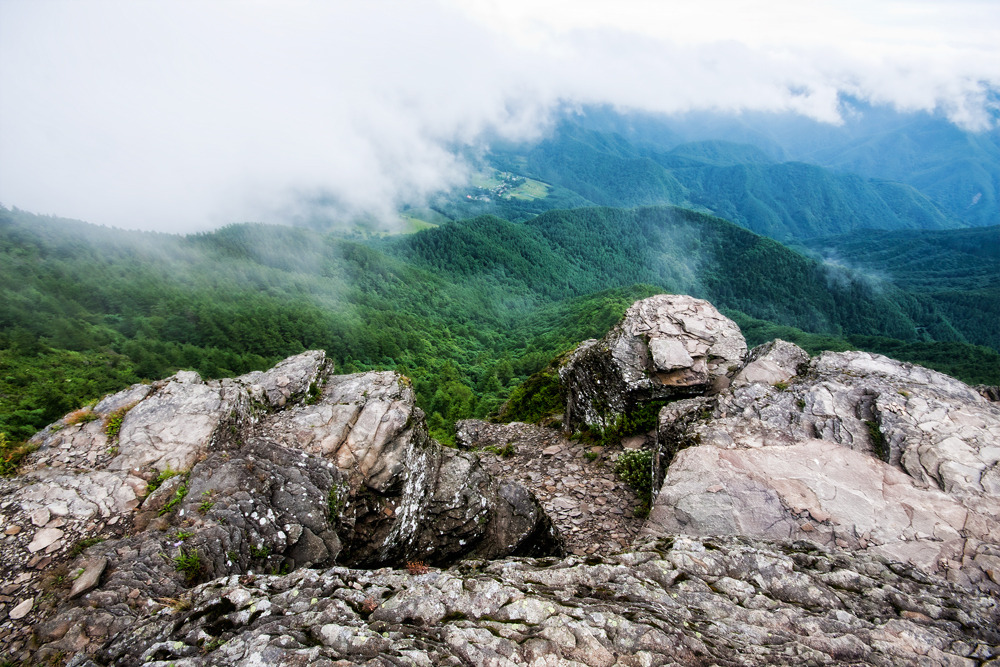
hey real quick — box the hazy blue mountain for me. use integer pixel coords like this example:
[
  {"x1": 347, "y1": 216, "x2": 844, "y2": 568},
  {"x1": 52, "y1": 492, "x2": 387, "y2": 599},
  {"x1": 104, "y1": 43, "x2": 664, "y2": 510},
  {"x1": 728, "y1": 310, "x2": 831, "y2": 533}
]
[
  {"x1": 566, "y1": 104, "x2": 1000, "y2": 227},
  {"x1": 465, "y1": 120, "x2": 962, "y2": 241}
]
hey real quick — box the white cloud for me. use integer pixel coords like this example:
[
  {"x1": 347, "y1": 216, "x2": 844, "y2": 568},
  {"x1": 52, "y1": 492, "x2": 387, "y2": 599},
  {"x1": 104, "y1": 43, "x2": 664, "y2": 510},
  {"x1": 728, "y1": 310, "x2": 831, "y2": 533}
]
[{"x1": 1, "y1": 0, "x2": 997, "y2": 232}]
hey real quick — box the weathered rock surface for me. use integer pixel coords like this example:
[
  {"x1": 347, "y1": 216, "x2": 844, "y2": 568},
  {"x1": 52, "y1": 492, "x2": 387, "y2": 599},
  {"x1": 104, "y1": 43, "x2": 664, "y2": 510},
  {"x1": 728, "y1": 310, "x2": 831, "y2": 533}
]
[
  {"x1": 76, "y1": 535, "x2": 1000, "y2": 667},
  {"x1": 648, "y1": 344, "x2": 1000, "y2": 593},
  {"x1": 0, "y1": 352, "x2": 555, "y2": 661},
  {"x1": 560, "y1": 294, "x2": 746, "y2": 431}
]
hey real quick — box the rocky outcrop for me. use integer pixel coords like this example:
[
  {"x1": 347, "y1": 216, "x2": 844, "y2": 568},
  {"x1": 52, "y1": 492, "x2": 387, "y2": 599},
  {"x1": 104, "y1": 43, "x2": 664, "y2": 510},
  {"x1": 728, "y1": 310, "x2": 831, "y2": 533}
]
[
  {"x1": 79, "y1": 535, "x2": 1000, "y2": 666},
  {"x1": 647, "y1": 344, "x2": 1000, "y2": 593},
  {"x1": 0, "y1": 353, "x2": 556, "y2": 661},
  {"x1": 560, "y1": 294, "x2": 746, "y2": 431},
  {"x1": 5, "y1": 294, "x2": 1000, "y2": 665}
]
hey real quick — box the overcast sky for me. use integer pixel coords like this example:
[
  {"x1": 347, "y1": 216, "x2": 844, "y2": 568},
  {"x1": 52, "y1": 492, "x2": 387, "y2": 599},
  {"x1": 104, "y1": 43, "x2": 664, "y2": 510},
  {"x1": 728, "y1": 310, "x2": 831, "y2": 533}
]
[{"x1": 1, "y1": 0, "x2": 998, "y2": 232}]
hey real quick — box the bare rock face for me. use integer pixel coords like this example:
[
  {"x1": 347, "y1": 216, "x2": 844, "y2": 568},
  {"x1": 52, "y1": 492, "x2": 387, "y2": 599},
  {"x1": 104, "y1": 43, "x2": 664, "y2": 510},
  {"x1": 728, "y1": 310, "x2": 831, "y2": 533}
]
[
  {"x1": 264, "y1": 371, "x2": 559, "y2": 567},
  {"x1": 1, "y1": 352, "x2": 556, "y2": 662},
  {"x1": 560, "y1": 294, "x2": 747, "y2": 431},
  {"x1": 84, "y1": 535, "x2": 1000, "y2": 667},
  {"x1": 648, "y1": 343, "x2": 1000, "y2": 593}
]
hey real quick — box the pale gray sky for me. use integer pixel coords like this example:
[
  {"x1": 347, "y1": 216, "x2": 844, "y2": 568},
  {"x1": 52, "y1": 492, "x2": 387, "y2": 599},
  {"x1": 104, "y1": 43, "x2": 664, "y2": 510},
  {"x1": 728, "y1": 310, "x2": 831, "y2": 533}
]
[{"x1": 1, "y1": 0, "x2": 998, "y2": 232}]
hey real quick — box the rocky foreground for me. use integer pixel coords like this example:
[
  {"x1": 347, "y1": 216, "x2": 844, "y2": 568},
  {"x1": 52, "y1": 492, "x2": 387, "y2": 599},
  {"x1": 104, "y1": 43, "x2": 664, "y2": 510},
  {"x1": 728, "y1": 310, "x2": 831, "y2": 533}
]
[{"x1": 1, "y1": 294, "x2": 998, "y2": 665}]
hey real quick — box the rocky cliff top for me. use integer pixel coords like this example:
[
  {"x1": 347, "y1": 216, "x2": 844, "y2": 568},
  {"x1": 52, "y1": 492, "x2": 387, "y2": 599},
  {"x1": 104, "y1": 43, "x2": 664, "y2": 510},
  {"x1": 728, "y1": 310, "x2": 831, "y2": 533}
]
[{"x1": 1, "y1": 293, "x2": 999, "y2": 666}]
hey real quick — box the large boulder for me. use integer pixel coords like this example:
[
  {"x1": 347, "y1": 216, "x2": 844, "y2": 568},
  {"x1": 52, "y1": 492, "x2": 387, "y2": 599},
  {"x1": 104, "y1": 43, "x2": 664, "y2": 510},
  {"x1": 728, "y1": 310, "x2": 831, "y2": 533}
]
[
  {"x1": 647, "y1": 344, "x2": 1000, "y2": 593},
  {"x1": 560, "y1": 294, "x2": 746, "y2": 431},
  {"x1": 0, "y1": 352, "x2": 557, "y2": 661}
]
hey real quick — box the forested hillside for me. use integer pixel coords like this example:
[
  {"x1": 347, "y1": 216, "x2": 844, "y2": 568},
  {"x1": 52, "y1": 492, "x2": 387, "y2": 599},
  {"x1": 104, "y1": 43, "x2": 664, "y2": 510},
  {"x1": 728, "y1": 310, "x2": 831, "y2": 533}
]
[
  {"x1": 3, "y1": 205, "x2": 996, "y2": 448},
  {"x1": 804, "y1": 226, "x2": 1000, "y2": 350}
]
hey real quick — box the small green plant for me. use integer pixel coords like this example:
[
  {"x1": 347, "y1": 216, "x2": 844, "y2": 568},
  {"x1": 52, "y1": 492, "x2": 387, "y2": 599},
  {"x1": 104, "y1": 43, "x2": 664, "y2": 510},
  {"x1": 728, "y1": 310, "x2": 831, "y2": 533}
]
[
  {"x1": 173, "y1": 548, "x2": 202, "y2": 582},
  {"x1": 328, "y1": 484, "x2": 347, "y2": 521},
  {"x1": 173, "y1": 530, "x2": 194, "y2": 541},
  {"x1": 198, "y1": 501, "x2": 214, "y2": 514},
  {"x1": 615, "y1": 449, "x2": 653, "y2": 513},
  {"x1": 159, "y1": 481, "x2": 189, "y2": 516},
  {"x1": 898, "y1": 390, "x2": 910, "y2": 398},
  {"x1": 147, "y1": 467, "x2": 183, "y2": 493},
  {"x1": 68, "y1": 537, "x2": 105, "y2": 557},
  {"x1": 796, "y1": 398, "x2": 806, "y2": 411},
  {"x1": 250, "y1": 544, "x2": 271, "y2": 559},
  {"x1": 773, "y1": 381, "x2": 789, "y2": 391},
  {"x1": 269, "y1": 563, "x2": 291, "y2": 575},
  {"x1": 483, "y1": 443, "x2": 516, "y2": 458},
  {"x1": 201, "y1": 637, "x2": 227, "y2": 653},
  {"x1": 103, "y1": 402, "x2": 137, "y2": 439},
  {"x1": 865, "y1": 419, "x2": 889, "y2": 462},
  {"x1": 306, "y1": 380, "x2": 322, "y2": 405},
  {"x1": 583, "y1": 450, "x2": 600, "y2": 462}
]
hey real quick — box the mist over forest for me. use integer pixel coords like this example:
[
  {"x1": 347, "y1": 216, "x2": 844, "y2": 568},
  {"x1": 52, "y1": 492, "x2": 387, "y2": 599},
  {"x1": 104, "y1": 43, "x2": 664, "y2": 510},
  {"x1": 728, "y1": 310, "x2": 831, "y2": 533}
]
[{"x1": 1, "y1": 1, "x2": 999, "y2": 448}]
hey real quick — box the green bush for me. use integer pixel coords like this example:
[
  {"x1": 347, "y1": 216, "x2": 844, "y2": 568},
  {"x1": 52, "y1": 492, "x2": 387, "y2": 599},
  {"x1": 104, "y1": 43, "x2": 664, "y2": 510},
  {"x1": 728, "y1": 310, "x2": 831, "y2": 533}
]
[{"x1": 614, "y1": 449, "x2": 653, "y2": 514}]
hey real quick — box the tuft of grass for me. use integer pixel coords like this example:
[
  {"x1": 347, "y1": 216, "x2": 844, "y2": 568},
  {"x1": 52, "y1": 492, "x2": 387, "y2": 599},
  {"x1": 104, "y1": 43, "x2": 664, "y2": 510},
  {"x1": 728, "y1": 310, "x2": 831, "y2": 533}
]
[
  {"x1": 406, "y1": 561, "x2": 430, "y2": 575},
  {"x1": 482, "y1": 443, "x2": 516, "y2": 458},
  {"x1": 173, "y1": 548, "x2": 203, "y2": 583},
  {"x1": 0, "y1": 432, "x2": 36, "y2": 476},
  {"x1": 159, "y1": 481, "x2": 189, "y2": 516},
  {"x1": 68, "y1": 537, "x2": 105, "y2": 558},
  {"x1": 65, "y1": 407, "x2": 98, "y2": 426},
  {"x1": 157, "y1": 596, "x2": 193, "y2": 611}
]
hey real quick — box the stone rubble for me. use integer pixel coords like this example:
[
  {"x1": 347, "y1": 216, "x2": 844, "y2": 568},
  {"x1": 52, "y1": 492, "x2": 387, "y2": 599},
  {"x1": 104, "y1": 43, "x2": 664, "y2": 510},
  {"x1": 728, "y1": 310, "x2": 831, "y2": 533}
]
[{"x1": 456, "y1": 420, "x2": 646, "y2": 556}]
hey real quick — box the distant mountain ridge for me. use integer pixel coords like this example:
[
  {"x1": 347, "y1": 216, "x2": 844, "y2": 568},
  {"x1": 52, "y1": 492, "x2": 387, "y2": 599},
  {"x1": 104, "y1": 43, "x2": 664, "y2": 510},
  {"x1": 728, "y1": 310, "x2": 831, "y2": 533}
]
[{"x1": 438, "y1": 118, "x2": 966, "y2": 241}]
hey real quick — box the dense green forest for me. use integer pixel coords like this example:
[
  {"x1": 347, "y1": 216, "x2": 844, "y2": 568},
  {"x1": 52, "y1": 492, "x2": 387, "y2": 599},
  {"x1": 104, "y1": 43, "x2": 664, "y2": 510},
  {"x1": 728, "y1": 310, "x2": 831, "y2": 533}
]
[
  {"x1": 803, "y1": 226, "x2": 1000, "y2": 350},
  {"x1": 2, "y1": 204, "x2": 997, "y2": 448}
]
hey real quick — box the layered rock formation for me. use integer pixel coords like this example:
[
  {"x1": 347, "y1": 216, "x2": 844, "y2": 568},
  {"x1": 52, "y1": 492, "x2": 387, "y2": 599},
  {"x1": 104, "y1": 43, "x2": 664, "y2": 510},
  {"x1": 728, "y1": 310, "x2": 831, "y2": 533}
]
[
  {"x1": 76, "y1": 535, "x2": 1000, "y2": 666},
  {"x1": 0, "y1": 353, "x2": 556, "y2": 662},
  {"x1": 646, "y1": 344, "x2": 1000, "y2": 594},
  {"x1": 560, "y1": 294, "x2": 746, "y2": 431}
]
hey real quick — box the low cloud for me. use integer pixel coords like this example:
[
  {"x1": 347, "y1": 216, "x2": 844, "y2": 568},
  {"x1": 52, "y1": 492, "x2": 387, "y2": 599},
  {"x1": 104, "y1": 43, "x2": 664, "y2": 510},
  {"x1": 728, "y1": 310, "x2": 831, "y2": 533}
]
[{"x1": 1, "y1": 0, "x2": 997, "y2": 232}]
